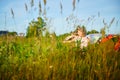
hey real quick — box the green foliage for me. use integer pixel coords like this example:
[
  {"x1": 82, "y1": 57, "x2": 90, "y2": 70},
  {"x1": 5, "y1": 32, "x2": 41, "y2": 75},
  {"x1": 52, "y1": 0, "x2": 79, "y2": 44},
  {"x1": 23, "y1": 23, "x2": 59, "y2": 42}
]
[
  {"x1": 87, "y1": 29, "x2": 99, "y2": 35},
  {"x1": 8, "y1": 31, "x2": 17, "y2": 36},
  {"x1": 0, "y1": 34, "x2": 120, "y2": 80},
  {"x1": 26, "y1": 17, "x2": 46, "y2": 38}
]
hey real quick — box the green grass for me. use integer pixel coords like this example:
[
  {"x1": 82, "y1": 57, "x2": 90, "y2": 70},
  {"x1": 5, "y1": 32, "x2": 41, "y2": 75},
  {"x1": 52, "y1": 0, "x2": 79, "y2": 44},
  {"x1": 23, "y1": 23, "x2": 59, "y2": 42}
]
[{"x1": 0, "y1": 34, "x2": 120, "y2": 80}]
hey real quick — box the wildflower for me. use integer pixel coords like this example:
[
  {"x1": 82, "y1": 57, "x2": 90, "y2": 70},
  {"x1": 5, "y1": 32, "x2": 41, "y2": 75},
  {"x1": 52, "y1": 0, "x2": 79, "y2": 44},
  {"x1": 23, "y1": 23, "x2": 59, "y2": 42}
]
[{"x1": 49, "y1": 65, "x2": 53, "y2": 69}]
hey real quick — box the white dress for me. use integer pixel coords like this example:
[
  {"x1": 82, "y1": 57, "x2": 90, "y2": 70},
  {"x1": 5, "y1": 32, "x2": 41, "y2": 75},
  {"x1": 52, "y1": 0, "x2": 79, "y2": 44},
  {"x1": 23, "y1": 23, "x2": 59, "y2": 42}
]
[{"x1": 64, "y1": 35, "x2": 90, "y2": 49}]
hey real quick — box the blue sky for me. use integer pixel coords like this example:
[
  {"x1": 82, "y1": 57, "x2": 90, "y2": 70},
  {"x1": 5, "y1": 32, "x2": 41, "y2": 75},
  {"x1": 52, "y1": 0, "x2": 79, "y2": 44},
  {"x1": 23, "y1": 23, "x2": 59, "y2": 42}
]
[{"x1": 0, "y1": 0, "x2": 120, "y2": 35}]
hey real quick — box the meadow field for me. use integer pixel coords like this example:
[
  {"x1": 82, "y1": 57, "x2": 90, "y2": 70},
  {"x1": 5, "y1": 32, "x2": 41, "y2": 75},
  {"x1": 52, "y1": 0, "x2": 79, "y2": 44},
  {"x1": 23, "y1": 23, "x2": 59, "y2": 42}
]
[
  {"x1": 0, "y1": 33, "x2": 120, "y2": 80},
  {"x1": 0, "y1": 0, "x2": 120, "y2": 80}
]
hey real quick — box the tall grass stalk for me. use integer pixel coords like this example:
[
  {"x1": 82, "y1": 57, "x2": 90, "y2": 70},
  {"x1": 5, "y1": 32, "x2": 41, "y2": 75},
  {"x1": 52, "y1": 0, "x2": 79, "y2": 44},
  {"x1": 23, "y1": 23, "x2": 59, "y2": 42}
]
[{"x1": 0, "y1": 34, "x2": 120, "y2": 80}]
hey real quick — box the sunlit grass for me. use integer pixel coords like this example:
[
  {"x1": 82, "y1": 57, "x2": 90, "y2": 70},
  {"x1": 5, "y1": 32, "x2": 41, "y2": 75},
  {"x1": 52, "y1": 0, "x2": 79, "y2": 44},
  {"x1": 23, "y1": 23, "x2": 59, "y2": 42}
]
[{"x1": 0, "y1": 34, "x2": 120, "y2": 80}]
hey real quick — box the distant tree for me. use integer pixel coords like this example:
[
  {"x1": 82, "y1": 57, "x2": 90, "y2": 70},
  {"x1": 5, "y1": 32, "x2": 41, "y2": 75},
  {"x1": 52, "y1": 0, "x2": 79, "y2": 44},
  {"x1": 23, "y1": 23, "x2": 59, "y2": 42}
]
[
  {"x1": 0, "y1": 31, "x2": 8, "y2": 36},
  {"x1": 87, "y1": 30, "x2": 99, "y2": 35},
  {"x1": 8, "y1": 31, "x2": 17, "y2": 36},
  {"x1": 26, "y1": 17, "x2": 46, "y2": 37}
]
